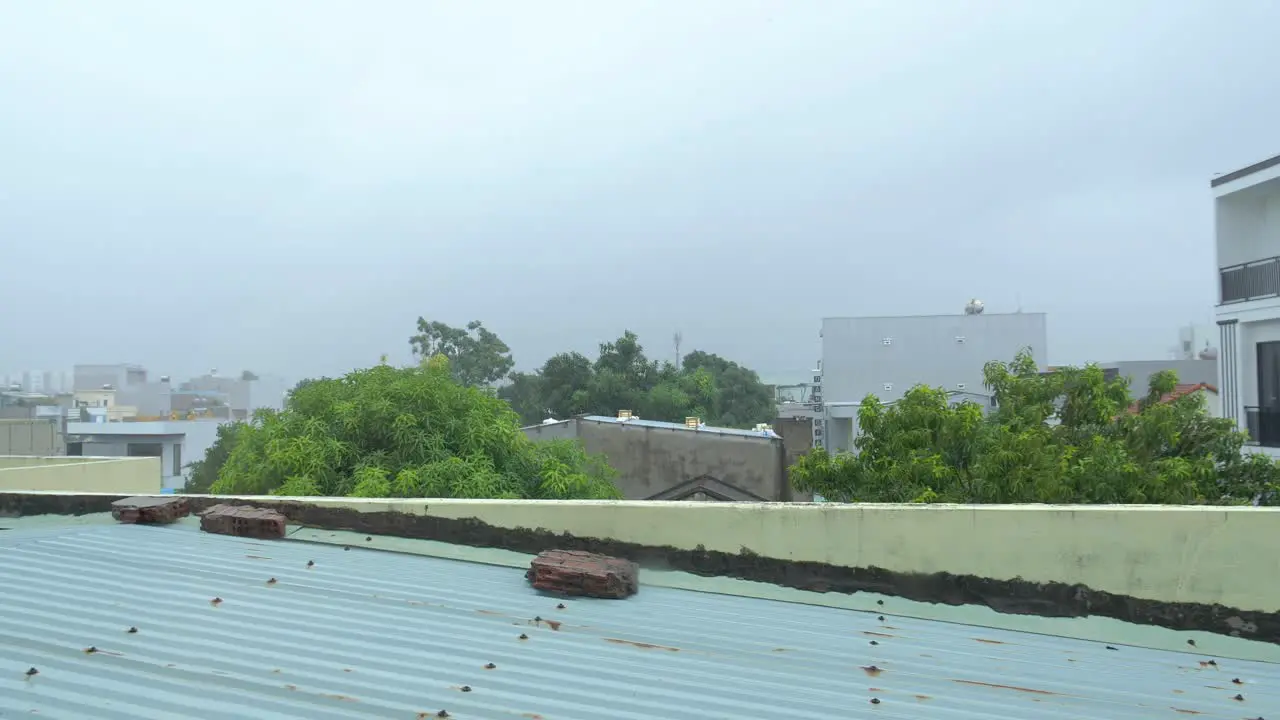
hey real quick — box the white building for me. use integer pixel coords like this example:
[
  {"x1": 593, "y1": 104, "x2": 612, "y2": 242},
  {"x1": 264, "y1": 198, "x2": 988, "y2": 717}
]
[
  {"x1": 65, "y1": 420, "x2": 228, "y2": 491},
  {"x1": 816, "y1": 305, "x2": 1047, "y2": 451},
  {"x1": 1213, "y1": 151, "x2": 1280, "y2": 455}
]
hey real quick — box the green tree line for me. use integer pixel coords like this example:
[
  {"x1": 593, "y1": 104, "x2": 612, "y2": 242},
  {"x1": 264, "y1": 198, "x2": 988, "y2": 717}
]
[
  {"x1": 791, "y1": 349, "x2": 1280, "y2": 506},
  {"x1": 184, "y1": 318, "x2": 775, "y2": 497}
]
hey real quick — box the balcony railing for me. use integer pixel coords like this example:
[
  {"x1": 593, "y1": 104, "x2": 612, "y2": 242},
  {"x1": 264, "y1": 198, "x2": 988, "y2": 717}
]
[
  {"x1": 1221, "y1": 256, "x2": 1280, "y2": 304},
  {"x1": 1245, "y1": 406, "x2": 1280, "y2": 447}
]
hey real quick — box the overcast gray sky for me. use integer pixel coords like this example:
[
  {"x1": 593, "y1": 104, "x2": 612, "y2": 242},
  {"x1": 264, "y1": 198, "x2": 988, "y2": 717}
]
[{"x1": 2, "y1": 0, "x2": 1278, "y2": 384}]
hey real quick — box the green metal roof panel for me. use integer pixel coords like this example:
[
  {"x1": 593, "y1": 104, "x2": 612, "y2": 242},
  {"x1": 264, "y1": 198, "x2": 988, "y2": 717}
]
[{"x1": 1, "y1": 523, "x2": 1277, "y2": 719}]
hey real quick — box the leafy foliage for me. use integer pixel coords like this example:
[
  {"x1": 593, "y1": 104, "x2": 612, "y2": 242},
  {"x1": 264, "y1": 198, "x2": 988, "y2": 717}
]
[
  {"x1": 409, "y1": 317, "x2": 514, "y2": 387},
  {"x1": 209, "y1": 356, "x2": 620, "y2": 500},
  {"x1": 791, "y1": 349, "x2": 1280, "y2": 505},
  {"x1": 499, "y1": 330, "x2": 774, "y2": 428},
  {"x1": 181, "y1": 421, "x2": 244, "y2": 494}
]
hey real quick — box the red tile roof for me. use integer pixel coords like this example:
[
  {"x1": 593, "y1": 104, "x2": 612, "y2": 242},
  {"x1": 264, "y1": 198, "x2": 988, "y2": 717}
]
[{"x1": 1127, "y1": 383, "x2": 1217, "y2": 414}]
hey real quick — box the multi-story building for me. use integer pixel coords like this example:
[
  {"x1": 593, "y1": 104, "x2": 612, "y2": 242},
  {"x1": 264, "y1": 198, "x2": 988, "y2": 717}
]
[
  {"x1": 180, "y1": 371, "x2": 288, "y2": 420},
  {"x1": 73, "y1": 364, "x2": 148, "y2": 391},
  {"x1": 815, "y1": 304, "x2": 1048, "y2": 450},
  {"x1": 1214, "y1": 151, "x2": 1280, "y2": 454}
]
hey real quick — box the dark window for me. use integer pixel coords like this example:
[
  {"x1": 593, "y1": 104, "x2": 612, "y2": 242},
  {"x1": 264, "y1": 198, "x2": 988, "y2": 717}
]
[
  {"x1": 1259, "y1": 342, "x2": 1280, "y2": 410},
  {"x1": 66, "y1": 442, "x2": 83, "y2": 456},
  {"x1": 126, "y1": 442, "x2": 163, "y2": 458},
  {"x1": 1250, "y1": 342, "x2": 1280, "y2": 447},
  {"x1": 173, "y1": 443, "x2": 182, "y2": 476}
]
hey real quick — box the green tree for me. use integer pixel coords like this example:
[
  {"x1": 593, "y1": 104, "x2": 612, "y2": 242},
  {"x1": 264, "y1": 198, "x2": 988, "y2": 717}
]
[
  {"x1": 209, "y1": 356, "x2": 620, "y2": 500},
  {"x1": 791, "y1": 348, "x2": 1280, "y2": 506},
  {"x1": 181, "y1": 421, "x2": 244, "y2": 493},
  {"x1": 497, "y1": 331, "x2": 774, "y2": 429},
  {"x1": 409, "y1": 318, "x2": 514, "y2": 387}
]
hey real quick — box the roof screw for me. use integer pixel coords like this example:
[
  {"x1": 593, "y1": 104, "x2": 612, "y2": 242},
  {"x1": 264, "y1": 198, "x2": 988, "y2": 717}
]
[
  {"x1": 870, "y1": 697, "x2": 881, "y2": 704},
  {"x1": 460, "y1": 685, "x2": 472, "y2": 692},
  {"x1": 436, "y1": 711, "x2": 449, "y2": 718},
  {"x1": 83, "y1": 646, "x2": 98, "y2": 654},
  {"x1": 267, "y1": 578, "x2": 278, "y2": 585},
  {"x1": 1208, "y1": 659, "x2": 1218, "y2": 666},
  {"x1": 557, "y1": 603, "x2": 566, "y2": 609},
  {"x1": 1105, "y1": 645, "x2": 1118, "y2": 651},
  {"x1": 366, "y1": 536, "x2": 372, "y2": 542},
  {"x1": 869, "y1": 640, "x2": 879, "y2": 646},
  {"x1": 126, "y1": 627, "x2": 138, "y2": 634},
  {"x1": 306, "y1": 560, "x2": 315, "y2": 568},
  {"x1": 1234, "y1": 694, "x2": 1246, "y2": 701},
  {"x1": 1187, "y1": 639, "x2": 1196, "y2": 646},
  {"x1": 534, "y1": 616, "x2": 542, "y2": 622},
  {"x1": 876, "y1": 600, "x2": 884, "y2": 606},
  {"x1": 484, "y1": 663, "x2": 497, "y2": 669},
  {"x1": 518, "y1": 634, "x2": 528, "y2": 640},
  {"x1": 343, "y1": 545, "x2": 350, "y2": 551},
  {"x1": 24, "y1": 667, "x2": 38, "y2": 677},
  {"x1": 210, "y1": 597, "x2": 223, "y2": 606},
  {"x1": 877, "y1": 615, "x2": 885, "y2": 622},
  {"x1": 1233, "y1": 678, "x2": 1244, "y2": 684}
]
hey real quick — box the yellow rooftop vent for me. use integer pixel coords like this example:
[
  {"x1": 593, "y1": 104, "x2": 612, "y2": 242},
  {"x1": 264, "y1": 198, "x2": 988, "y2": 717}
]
[
  {"x1": 617, "y1": 409, "x2": 632, "y2": 420},
  {"x1": 685, "y1": 416, "x2": 700, "y2": 429}
]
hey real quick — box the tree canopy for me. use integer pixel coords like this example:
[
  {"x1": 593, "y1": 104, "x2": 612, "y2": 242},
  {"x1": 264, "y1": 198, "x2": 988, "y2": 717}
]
[
  {"x1": 409, "y1": 317, "x2": 514, "y2": 387},
  {"x1": 499, "y1": 330, "x2": 774, "y2": 428},
  {"x1": 207, "y1": 356, "x2": 620, "y2": 500},
  {"x1": 791, "y1": 349, "x2": 1280, "y2": 505}
]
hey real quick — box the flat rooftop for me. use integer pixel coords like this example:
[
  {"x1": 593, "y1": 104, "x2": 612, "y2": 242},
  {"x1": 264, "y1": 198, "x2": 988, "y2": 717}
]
[{"x1": 2, "y1": 512, "x2": 1277, "y2": 719}]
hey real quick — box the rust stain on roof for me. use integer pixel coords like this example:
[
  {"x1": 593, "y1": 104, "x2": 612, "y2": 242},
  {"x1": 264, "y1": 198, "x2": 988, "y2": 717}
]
[
  {"x1": 604, "y1": 638, "x2": 679, "y2": 652},
  {"x1": 952, "y1": 679, "x2": 1064, "y2": 696}
]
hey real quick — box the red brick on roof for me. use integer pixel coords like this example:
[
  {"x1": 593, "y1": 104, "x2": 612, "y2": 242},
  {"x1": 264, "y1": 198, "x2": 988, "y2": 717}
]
[
  {"x1": 527, "y1": 550, "x2": 639, "y2": 599},
  {"x1": 111, "y1": 496, "x2": 190, "y2": 525},
  {"x1": 199, "y1": 504, "x2": 288, "y2": 539}
]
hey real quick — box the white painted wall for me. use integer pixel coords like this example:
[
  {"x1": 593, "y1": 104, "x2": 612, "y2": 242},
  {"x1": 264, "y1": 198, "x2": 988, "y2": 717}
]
[
  {"x1": 1215, "y1": 182, "x2": 1280, "y2": 268},
  {"x1": 1237, "y1": 318, "x2": 1280, "y2": 408}
]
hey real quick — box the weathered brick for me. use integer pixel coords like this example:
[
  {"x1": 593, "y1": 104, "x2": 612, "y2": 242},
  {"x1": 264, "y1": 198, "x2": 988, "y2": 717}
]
[
  {"x1": 111, "y1": 496, "x2": 190, "y2": 525},
  {"x1": 199, "y1": 504, "x2": 287, "y2": 539},
  {"x1": 526, "y1": 549, "x2": 639, "y2": 599}
]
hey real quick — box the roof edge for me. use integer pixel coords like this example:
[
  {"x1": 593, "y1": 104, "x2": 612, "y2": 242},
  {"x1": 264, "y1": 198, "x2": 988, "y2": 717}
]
[
  {"x1": 1211, "y1": 152, "x2": 1280, "y2": 188},
  {"x1": 2, "y1": 491, "x2": 1277, "y2": 655}
]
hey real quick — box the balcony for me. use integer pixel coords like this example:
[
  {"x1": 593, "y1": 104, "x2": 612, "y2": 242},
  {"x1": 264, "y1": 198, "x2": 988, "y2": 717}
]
[
  {"x1": 1221, "y1": 256, "x2": 1280, "y2": 304},
  {"x1": 1245, "y1": 406, "x2": 1280, "y2": 447}
]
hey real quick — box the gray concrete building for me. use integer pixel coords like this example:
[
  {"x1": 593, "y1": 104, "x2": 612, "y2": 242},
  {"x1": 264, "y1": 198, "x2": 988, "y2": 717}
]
[
  {"x1": 522, "y1": 415, "x2": 804, "y2": 502},
  {"x1": 181, "y1": 373, "x2": 288, "y2": 420},
  {"x1": 1099, "y1": 359, "x2": 1218, "y2": 398},
  {"x1": 65, "y1": 419, "x2": 226, "y2": 491},
  {"x1": 0, "y1": 419, "x2": 65, "y2": 456},
  {"x1": 73, "y1": 364, "x2": 148, "y2": 391},
  {"x1": 815, "y1": 306, "x2": 1048, "y2": 451}
]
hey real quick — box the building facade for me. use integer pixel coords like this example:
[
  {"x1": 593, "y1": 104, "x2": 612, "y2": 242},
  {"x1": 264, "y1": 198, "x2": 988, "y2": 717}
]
[
  {"x1": 521, "y1": 414, "x2": 803, "y2": 502},
  {"x1": 817, "y1": 309, "x2": 1047, "y2": 451},
  {"x1": 1214, "y1": 152, "x2": 1280, "y2": 455},
  {"x1": 65, "y1": 419, "x2": 226, "y2": 491}
]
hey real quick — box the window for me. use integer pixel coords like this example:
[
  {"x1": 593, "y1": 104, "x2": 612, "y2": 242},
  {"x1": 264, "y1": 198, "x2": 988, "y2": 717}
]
[
  {"x1": 955, "y1": 336, "x2": 966, "y2": 344},
  {"x1": 66, "y1": 442, "x2": 83, "y2": 456},
  {"x1": 173, "y1": 442, "x2": 182, "y2": 476},
  {"x1": 883, "y1": 383, "x2": 893, "y2": 392},
  {"x1": 126, "y1": 442, "x2": 163, "y2": 458},
  {"x1": 957, "y1": 383, "x2": 967, "y2": 390},
  {"x1": 882, "y1": 337, "x2": 893, "y2": 346}
]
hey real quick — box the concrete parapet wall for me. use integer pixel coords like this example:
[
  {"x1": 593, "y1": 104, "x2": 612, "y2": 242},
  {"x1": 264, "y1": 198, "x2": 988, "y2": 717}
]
[
  {"x1": 0, "y1": 457, "x2": 161, "y2": 494},
  {"x1": 2, "y1": 493, "x2": 1277, "y2": 650}
]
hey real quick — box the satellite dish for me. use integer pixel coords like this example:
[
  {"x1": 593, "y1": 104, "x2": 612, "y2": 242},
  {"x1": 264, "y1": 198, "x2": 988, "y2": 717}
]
[{"x1": 964, "y1": 299, "x2": 985, "y2": 315}]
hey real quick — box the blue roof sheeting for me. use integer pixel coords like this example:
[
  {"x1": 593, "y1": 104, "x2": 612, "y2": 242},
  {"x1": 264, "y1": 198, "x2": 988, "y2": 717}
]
[
  {"x1": 1, "y1": 523, "x2": 1278, "y2": 719},
  {"x1": 581, "y1": 415, "x2": 777, "y2": 439}
]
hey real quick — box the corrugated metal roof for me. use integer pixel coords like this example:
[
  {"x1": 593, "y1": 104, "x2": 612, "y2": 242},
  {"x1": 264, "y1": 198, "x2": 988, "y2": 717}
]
[
  {"x1": 2, "y1": 523, "x2": 1278, "y2": 719},
  {"x1": 581, "y1": 415, "x2": 777, "y2": 439}
]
